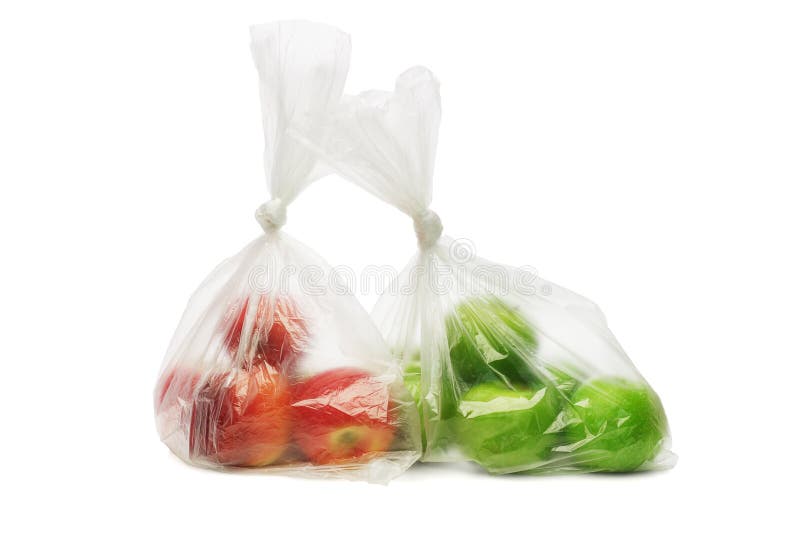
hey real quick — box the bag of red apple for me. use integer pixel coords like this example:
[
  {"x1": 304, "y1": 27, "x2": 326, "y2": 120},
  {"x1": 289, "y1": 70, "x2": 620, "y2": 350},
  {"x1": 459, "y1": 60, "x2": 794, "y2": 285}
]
[
  {"x1": 153, "y1": 22, "x2": 420, "y2": 483},
  {"x1": 294, "y1": 66, "x2": 676, "y2": 474}
]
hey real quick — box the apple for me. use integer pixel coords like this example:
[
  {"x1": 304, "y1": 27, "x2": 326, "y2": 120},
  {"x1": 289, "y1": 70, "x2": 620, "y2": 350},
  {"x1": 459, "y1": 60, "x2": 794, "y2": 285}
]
[
  {"x1": 446, "y1": 296, "x2": 538, "y2": 387},
  {"x1": 190, "y1": 363, "x2": 291, "y2": 467},
  {"x1": 541, "y1": 364, "x2": 580, "y2": 395},
  {"x1": 155, "y1": 365, "x2": 200, "y2": 414},
  {"x1": 221, "y1": 295, "x2": 307, "y2": 370},
  {"x1": 292, "y1": 368, "x2": 396, "y2": 464},
  {"x1": 403, "y1": 362, "x2": 422, "y2": 418},
  {"x1": 456, "y1": 381, "x2": 562, "y2": 472},
  {"x1": 403, "y1": 362, "x2": 428, "y2": 449},
  {"x1": 564, "y1": 378, "x2": 667, "y2": 472},
  {"x1": 154, "y1": 365, "x2": 201, "y2": 458},
  {"x1": 403, "y1": 360, "x2": 463, "y2": 454}
]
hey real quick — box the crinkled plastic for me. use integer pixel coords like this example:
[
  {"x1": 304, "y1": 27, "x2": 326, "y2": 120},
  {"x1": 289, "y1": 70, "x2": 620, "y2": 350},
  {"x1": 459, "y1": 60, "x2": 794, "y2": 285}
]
[
  {"x1": 154, "y1": 21, "x2": 420, "y2": 483},
  {"x1": 297, "y1": 66, "x2": 676, "y2": 474}
]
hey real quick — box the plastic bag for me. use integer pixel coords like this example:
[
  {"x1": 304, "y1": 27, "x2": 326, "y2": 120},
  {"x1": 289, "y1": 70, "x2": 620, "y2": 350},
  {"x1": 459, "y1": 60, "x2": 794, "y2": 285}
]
[
  {"x1": 154, "y1": 21, "x2": 420, "y2": 483},
  {"x1": 297, "y1": 66, "x2": 675, "y2": 474}
]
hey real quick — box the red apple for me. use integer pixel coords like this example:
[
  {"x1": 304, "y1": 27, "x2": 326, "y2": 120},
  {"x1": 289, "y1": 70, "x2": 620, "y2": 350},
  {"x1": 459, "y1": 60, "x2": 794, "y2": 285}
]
[
  {"x1": 190, "y1": 363, "x2": 291, "y2": 467},
  {"x1": 221, "y1": 295, "x2": 307, "y2": 370},
  {"x1": 155, "y1": 365, "x2": 200, "y2": 414},
  {"x1": 155, "y1": 365, "x2": 202, "y2": 462},
  {"x1": 291, "y1": 368, "x2": 396, "y2": 464}
]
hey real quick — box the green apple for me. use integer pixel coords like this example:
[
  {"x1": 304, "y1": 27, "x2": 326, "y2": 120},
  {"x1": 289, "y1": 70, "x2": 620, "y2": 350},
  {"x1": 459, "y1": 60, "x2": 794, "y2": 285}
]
[
  {"x1": 403, "y1": 361, "x2": 461, "y2": 453},
  {"x1": 542, "y1": 363, "x2": 580, "y2": 394},
  {"x1": 402, "y1": 362, "x2": 425, "y2": 448},
  {"x1": 403, "y1": 360, "x2": 459, "y2": 417},
  {"x1": 456, "y1": 381, "x2": 562, "y2": 472},
  {"x1": 446, "y1": 296, "x2": 538, "y2": 386},
  {"x1": 403, "y1": 362, "x2": 422, "y2": 406},
  {"x1": 564, "y1": 378, "x2": 667, "y2": 472}
]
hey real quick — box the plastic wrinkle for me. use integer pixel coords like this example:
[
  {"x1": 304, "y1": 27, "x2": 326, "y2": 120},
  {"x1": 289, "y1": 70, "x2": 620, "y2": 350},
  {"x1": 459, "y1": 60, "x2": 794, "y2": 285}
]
[
  {"x1": 291, "y1": 52, "x2": 675, "y2": 475},
  {"x1": 153, "y1": 21, "x2": 422, "y2": 483},
  {"x1": 155, "y1": 19, "x2": 675, "y2": 480}
]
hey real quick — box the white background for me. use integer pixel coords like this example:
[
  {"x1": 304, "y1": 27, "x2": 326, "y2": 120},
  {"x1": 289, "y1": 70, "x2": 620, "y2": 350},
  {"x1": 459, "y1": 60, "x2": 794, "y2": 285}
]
[{"x1": 1, "y1": 1, "x2": 798, "y2": 531}]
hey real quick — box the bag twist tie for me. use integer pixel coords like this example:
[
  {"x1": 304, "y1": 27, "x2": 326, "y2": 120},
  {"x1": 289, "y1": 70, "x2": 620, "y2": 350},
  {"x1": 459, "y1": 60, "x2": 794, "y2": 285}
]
[
  {"x1": 255, "y1": 198, "x2": 287, "y2": 232},
  {"x1": 413, "y1": 209, "x2": 443, "y2": 249}
]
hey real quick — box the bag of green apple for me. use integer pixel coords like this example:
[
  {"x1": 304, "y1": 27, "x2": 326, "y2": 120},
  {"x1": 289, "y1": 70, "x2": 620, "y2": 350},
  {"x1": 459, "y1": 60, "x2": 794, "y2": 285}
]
[
  {"x1": 153, "y1": 21, "x2": 421, "y2": 483},
  {"x1": 294, "y1": 66, "x2": 675, "y2": 474}
]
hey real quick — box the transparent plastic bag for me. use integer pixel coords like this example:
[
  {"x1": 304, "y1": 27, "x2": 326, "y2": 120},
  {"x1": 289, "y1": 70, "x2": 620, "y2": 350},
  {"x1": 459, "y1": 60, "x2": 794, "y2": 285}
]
[
  {"x1": 297, "y1": 66, "x2": 675, "y2": 474},
  {"x1": 154, "y1": 21, "x2": 420, "y2": 483}
]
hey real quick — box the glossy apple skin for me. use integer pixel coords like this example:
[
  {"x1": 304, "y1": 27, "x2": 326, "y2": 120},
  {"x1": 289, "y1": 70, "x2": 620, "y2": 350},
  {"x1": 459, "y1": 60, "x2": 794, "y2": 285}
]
[
  {"x1": 565, "y1": 378, "x2": 667, "y2": 472},
  {"x1": 222, "y1": 295, "x2": 307, "y2": 370},
  {"x1": 190, "y1": 364, "x2": 291, "y2": 467},
  {"x1": 292, "y1": 368, "x2": 396, "y2": 464},
  {"x1": 446, "y1": 296, "x2": 538, "y2": 389},
  {"x1": 456, "y1": 381, "x2": 562, "y2": 472}
]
